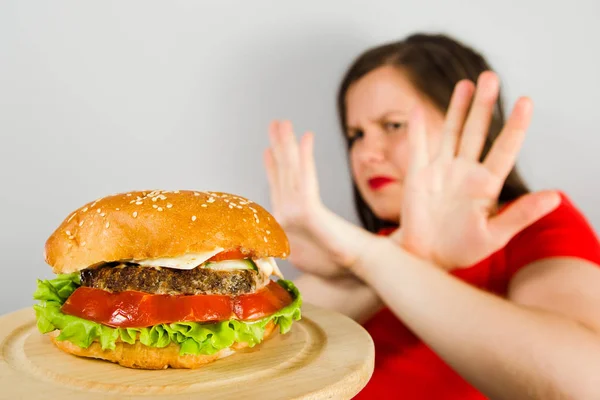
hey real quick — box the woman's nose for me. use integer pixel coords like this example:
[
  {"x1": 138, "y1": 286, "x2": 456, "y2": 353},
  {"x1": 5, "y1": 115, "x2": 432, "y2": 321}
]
[{"x1": 357, "y1": 133, "x2": 386, "y2": 164}]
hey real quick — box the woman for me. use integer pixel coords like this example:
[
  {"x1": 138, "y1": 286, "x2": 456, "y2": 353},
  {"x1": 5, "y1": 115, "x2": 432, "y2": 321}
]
[{"x1": 263, "y1": 33, "x2": 600, "y2": 399}]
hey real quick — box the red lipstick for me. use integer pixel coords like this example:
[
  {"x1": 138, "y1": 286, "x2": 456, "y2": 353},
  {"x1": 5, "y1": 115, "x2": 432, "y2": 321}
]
[{"x1": 368, "y1": 176, "x2": 396, "y2": 190}]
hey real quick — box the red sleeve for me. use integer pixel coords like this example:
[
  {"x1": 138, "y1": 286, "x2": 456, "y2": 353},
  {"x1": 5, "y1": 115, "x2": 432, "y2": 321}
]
[{"x1": 504, "y1": 191, "x2": 600, "y2": 280}]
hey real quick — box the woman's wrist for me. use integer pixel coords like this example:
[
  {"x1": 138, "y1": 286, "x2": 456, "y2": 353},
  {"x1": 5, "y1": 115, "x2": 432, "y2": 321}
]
[
  {"x1": 350, "y1": 235, "x2": 399, "y2": 282},
  {"x1": 351, "y1": 236, "x2": 443, "y2": 289}
]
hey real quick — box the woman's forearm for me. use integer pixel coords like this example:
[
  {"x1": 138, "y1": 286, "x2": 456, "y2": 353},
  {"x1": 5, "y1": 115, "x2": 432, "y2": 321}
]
[
  {"x1": 354, "y1": 238, "x2": 600, "y2": 400},
  {"x1": 293, "y1": 273, "x2": 383, "y2": 324}
]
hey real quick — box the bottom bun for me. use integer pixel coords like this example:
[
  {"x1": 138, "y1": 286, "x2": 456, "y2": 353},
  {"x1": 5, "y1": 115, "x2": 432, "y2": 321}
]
[{"x1": 49, "y1": 321, "x2": 276, "y2": 370}]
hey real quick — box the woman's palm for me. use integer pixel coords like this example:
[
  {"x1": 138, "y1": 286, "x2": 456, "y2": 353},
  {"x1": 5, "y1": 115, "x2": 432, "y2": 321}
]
[
  {"x1": 394, "y1": 72, "x2": 560, "y2": 269},
  {"x1": 264, "y1": 120, "x2": 354, "y2": 277}
]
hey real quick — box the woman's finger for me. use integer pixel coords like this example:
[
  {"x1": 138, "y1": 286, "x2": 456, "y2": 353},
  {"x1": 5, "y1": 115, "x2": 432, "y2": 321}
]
[
  {"x1": 488, "y1": 190, "x2": 560, "y2": 247},
  {"x1": 438, "y1": 80, "x2": 475, "y2": 162},
  {"x1": 457, "y1": 71, "x2": 499, "y2": 161},
  {"x1": 406, "y1": 105, "x2": 429, "y2": 180},
  {"x1": 269, "y1": 119, "x2": 301, "y2": 196},
  {"x1": 267, "y1": 119, "x2": 282, "y2": 161},
  {"x1": 279, "y1": 120, "x2": 301, "y2": 169},
  {"x1": 299, "y1": 131, "x2": 320, "y2": 205},
  {"x1": 482, "y1": 97, "x2": 532, "y2": 181},
  {"x1": 263, "y1": 147, "x2": 281, "y2": 214}
]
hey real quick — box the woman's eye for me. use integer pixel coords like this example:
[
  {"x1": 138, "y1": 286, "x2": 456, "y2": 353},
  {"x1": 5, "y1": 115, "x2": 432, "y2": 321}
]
[
  {"x1": 348, "y1": 130, "x2": 364, "y2": 144},
  {"x1": 384, "y1": 122, "x2": 405, "y2": 132}
]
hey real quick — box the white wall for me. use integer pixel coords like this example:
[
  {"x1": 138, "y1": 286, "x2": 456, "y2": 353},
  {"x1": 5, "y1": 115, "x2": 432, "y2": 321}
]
[{"x1": 1, "y1": 0, "x2": 598, "y2": 315}]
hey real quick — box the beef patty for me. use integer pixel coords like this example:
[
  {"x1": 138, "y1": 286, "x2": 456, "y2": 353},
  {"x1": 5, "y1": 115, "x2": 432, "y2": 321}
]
[{"x1": 80, "y1": 262, "x2": 266, "y2": 296}]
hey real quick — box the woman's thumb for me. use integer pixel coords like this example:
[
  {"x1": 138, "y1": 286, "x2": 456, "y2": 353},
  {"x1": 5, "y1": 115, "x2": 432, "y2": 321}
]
[{"x1": 488, "y1": 190, "x2": 561, "y2": 247}]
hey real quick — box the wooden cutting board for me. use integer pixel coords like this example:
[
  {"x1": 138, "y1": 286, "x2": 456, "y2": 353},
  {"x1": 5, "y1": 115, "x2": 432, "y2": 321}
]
[{"x1": 0, "y1": 303, "x2": 374, "y2": 399}]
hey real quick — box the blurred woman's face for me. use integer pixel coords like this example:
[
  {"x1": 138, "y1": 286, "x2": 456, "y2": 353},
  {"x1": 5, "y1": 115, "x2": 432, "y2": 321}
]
[{"x1": 346, "y1": 66, "x2": 446, "y2": 223}]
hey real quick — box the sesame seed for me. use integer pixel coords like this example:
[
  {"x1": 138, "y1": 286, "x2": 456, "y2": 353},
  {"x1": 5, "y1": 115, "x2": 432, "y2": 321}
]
[
  {"x1": 105, "y1": 222, "x2": 110, "y2": 228},
  {"x1": 126, "y1": 194, "x2": 132, "y2": 197},
  {"x1": 82, "y1": 207, "x2": 88, "y2": 212},
  {"x1": 152, "y1": 204, "x2": 158, "y2": 209},
  {"x1": 264, "y1": 236, "x2": 268, "y2": 242},
  {"x1": 100, "y1": 213, "x2": 105, "y2": 217},
  {"x1": 266, "y1": 230, "x2": 271, "y2": 234},
  {"x1": 91, "y1": 202, "x2": 97, "y2": 207},
  {"x1": 194, "y1": 192, "x2": 200, "y2": 196},
  {"x1": 79, "y1": 221, "x2": 84, "y2": 227},
  {"x1": 133, "y1": 212, "x2": 138, "y2": 218},
  {"x1": 201, "y1": 204, "x2": 207, "y2": 208},
  {"x1": 67, "y1": 213, "x2": 76, "y2": 223},
  {"x1": 224, "y1": 199, "x2": 230, "y2": 203},
  {"x1": 158, "y1": 195, "x2": 167, "y2": 200},
  {"x1": 116, "y1": 208, "x2": 120, "y2": 211},
  {"x1": 136, "y1": 201, "x2": 143, "y2": 205},
  {"x1": 81, "y1": 241, "x2": 87, "y2": 247},
  {"x1": 192, "y1": 215, "x2": 197, "y2": 221},
  {"x1": 157, "y1": 207, "x2": 163, "y2": 211},
  {"x1": 97, "y1": 208, "x2": 101, "y2": 213},
  {"x1": 249, "y1": 207, "x2": 257, "y2": 213},
  {"x1": 207, "y1": 197, "x2": 215, "y2": 203},
  {"x1": 152, "y1": 198, "x2": 157, "y2": 202},
  {"x1": 229, "y1": 204, "x2": 234, "y2": 209},
  {"x1": 174, "y1": 190, "x2": 180, "y2": 193},
  {"x1": 236, "y1": 205, "x2": 242, "y2": 209},
  {"x1": 230, "y1": 202, "x2": 237, "y2": 207},
  {"x1": 166, "y1": 203, "x2": 173, "y2": 208},
  {"x1": 66, "y1": 230, "x2": 71, "y2": 236}
]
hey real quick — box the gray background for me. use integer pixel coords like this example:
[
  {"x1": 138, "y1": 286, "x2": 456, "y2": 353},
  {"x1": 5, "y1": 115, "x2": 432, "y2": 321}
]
[{"x1": 1, "y1": 0, "x2": 599, "y2": 315}]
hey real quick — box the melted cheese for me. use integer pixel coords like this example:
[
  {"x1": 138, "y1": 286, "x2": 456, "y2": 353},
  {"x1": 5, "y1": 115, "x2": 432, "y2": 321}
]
[
  {"x1": 129, "y1": 250, "x2": 285, "y2": 278},
  {"x1": 131, "y1": 248, "x2": 224, "y2": 270}
]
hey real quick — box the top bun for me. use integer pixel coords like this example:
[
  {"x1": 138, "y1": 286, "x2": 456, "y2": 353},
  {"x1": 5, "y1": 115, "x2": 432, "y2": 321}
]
[{"x1": 45, "y1": 190, "x2": 289, "y2": 274}]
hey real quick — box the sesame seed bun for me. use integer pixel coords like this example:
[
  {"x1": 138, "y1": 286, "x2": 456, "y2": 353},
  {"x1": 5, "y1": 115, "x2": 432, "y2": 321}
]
[
  {"x1": 44, "y1": 190, "x2": 289, "y2": 274},
  {"x1": 48, "y1": 321, "x2": 277, "y2": 369}
]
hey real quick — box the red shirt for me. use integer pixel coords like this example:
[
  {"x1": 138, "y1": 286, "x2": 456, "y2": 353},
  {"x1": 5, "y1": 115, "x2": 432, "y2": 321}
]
[{"x1": 355, "y1": 192, "x2": 600, "y2": 399}]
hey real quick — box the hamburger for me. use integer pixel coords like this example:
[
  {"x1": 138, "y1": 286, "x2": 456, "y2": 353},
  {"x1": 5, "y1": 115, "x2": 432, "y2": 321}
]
[{"x1": 32, "y1": 190, "x2": 302, "y2": 369}]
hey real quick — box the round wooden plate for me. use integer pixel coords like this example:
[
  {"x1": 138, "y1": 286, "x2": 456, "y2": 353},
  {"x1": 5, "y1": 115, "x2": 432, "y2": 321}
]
[{"x1": 0, "y1": 303, "x2": 374, "y2": 399}]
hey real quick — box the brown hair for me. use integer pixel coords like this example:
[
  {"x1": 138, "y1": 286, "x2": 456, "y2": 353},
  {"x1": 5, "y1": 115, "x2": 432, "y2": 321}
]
[{"x1": 337, "y1": 33, "x2": 530, "y2": 233}]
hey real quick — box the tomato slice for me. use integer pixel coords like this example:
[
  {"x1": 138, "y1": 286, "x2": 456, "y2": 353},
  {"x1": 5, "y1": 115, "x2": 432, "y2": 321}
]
[
  {"x1": 207, "y1": 249, "x2": 248, "y2": 262},
  {"x1": 234, "y1": 280, "x2": 294, "y2": 320},
  {"x1": 61, "y1": 281, "x2": 293, "y2": 328}
]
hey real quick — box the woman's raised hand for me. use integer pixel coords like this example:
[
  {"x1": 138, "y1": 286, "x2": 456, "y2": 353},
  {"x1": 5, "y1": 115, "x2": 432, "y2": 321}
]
[
  {"x1": 264, "y1": 120, "x2": 369, "y2": 276},
  {"x1": 391, "y1": 71, "x2": 560, "y2": 269}
]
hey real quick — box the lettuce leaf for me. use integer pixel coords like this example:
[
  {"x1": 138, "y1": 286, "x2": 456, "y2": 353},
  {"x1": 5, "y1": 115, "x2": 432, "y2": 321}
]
[{"x1": 33, "y1": 273, "x2": 302, "y2": 355}]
